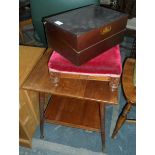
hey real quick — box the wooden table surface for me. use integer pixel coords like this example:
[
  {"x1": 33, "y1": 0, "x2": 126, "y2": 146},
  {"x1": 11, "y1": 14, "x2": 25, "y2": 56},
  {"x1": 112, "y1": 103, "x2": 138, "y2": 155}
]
[
  {"x1": 22, "y1": 48, "x2": 119, "y2": 104},
  {"x1": 19, "y1": 45, "x2": 46, "y2": 87}
]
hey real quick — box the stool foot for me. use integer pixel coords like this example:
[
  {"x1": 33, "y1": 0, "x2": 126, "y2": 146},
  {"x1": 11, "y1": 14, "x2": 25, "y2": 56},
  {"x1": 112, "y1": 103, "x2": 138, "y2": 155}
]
[
  {"x1": 50, "y1": 72, "x2": 60, "y2": 87},
  {"x1": 109, "y1": 77, "x2": 120, "y2": 91}
]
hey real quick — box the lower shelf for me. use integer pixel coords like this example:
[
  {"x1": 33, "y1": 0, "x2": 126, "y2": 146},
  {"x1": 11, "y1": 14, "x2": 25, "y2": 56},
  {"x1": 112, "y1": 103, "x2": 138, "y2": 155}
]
[{"x1": 44, "y1": 95, "x2": 101, "y2": 132}]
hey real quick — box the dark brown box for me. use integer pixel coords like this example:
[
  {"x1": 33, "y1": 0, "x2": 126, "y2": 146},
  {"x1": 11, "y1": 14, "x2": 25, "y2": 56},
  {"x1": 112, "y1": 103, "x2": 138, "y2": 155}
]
[{"x1": 44, "y1": 5, "x2": 128, "y2": 66}]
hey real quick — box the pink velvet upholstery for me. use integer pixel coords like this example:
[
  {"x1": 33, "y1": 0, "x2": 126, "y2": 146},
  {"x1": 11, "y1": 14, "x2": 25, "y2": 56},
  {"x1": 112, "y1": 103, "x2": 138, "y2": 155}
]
[{"x1": 48, "y1": 45, "x2": 122, "y2": 77}]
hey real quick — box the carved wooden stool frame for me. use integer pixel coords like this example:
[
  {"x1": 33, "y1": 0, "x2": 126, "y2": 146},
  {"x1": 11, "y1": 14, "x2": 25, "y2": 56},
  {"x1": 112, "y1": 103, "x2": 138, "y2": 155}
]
[{"x1": 49, "y1": 71, "x2": 120, "y2": 92}]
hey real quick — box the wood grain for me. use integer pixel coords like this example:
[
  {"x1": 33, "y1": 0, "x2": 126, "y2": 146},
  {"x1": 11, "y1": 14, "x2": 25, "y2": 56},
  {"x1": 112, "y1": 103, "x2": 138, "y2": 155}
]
[
  {"x1": 19, "y1": 45, "x2": 46, "y2": 87},
  {"x1": 50, "y1": 71, "x2": 110, "y2": 81},
  {"x1": 22, "y1": 49, "x2": 119, "y2": 105},
  {"x1": 19, "y1": 90, "x2": 37, "y2": 136},
  {"x1": 19, "y1": 45, "x2": 45, "y2": 147},
  {"x1": 122, "y1": 58, "x2": 136, "y2": 104},
  {"x1": 24, "y1": 90, "x2": 39, "y2": 124},
  {"x1": 45, "y1": 95, "x2": 100, "y2": 131}
]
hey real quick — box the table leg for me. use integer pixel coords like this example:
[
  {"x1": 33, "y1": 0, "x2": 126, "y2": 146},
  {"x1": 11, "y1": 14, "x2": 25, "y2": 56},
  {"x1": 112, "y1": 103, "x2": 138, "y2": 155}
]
[
  {"x1": 39, "y1": 92, "x2": 45, "y2": 139},
  {"x1": 99, "y1": 103, "x2": 105, "y2": 152}
]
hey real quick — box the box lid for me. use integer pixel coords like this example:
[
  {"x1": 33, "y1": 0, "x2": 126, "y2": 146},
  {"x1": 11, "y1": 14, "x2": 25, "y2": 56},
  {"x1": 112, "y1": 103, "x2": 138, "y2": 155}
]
[{"x1": 45, "y1": 5, "x2": 128, "y2": 36}]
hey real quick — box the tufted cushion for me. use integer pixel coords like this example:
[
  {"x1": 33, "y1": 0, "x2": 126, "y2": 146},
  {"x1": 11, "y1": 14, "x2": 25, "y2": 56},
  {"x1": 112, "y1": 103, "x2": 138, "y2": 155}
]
[{"x1": 48, "y1": 45, "x2": 122, "y2": 77}]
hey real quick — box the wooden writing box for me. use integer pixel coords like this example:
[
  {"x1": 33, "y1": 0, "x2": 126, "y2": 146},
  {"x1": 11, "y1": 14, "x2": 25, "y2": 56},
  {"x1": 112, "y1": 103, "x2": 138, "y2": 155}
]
[{"x1": 44, "y1": 5, "x2": 128, "y2": 66}]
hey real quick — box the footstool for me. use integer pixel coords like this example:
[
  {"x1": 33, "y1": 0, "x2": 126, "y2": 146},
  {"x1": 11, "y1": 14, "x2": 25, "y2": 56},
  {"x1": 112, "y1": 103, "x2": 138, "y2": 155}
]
[{"x1": 48, "y1": 45, "x2": 122, "y2": 91}]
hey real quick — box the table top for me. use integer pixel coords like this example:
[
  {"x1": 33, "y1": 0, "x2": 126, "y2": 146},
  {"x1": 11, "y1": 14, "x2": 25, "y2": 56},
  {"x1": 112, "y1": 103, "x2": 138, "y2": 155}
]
[
  {"x1": 122, "y1": 58, "x2": 136, "y2": 104},
  {"x1": 22, "y1": 48, "x2": 119, "y2": 104},
  {"x1": 19, "y1": 45, "x2": 46, "y2": 87}
]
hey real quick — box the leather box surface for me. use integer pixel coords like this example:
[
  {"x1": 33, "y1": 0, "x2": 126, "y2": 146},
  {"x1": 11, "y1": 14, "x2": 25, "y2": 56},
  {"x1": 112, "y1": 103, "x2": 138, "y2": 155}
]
[{"x1": 44, "y1": 5, "x2": 128, "y2": 66}]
